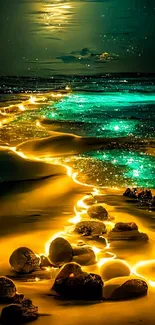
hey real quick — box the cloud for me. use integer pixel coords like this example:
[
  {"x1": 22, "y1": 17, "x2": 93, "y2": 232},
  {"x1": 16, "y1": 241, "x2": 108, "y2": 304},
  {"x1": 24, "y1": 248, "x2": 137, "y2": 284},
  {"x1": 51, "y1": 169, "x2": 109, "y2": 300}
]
[
  {"x1": 55, "y1": 48, "x2": 119, "y2": 65},
  {"x1": 28, "y1": 48, "x2": 119, "y2": 68}
]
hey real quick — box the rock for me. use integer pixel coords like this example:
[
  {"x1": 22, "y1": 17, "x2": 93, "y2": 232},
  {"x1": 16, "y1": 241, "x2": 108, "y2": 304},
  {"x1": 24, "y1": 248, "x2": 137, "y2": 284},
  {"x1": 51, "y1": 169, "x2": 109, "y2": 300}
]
[
  {"x1": 123, "y1": 188, "x2": 132, "y2": 197},
  {"x1": 108, "y1": 223, "x2": 148, "y2": 242},
  {"x1": 83, "y1": 196, "x2": 96, "y2": 206},
  {"x1": 72, "y1": 246, "x2": 96, "y2": 265},
  {"x1": 0, "y1": 299, "x2": 38, "y2": 324},
  {"x1": 54, "y1": 262, "x2": 83, "y2": 281},
  {"x1": 87, "y1": 205, "x2": 108, "y2": 221},
  {"x1": 89, "y1": 235, "x2": 107, "y2": 246},
  {"x1": 48, "y1": 237, "x2": 73, "y2": 266},
  {"x1": 40, "y1": 255, "x2": 53, "y2": 268},
  {"x1": 12, "y1": 293, "x2": 25, "y2": 304},
  {"x1": 139, "y1": 232, "x2": 149, "y2": 241},
  {"x1": 112, "y1": 222, "x2": 138, "y2": 231},
  {"x1": 103, "y1": 276, "x2": 148, "y2": 300},
  {"x1": 77, "y1": 240, "x2": 86, "y2": 246},
  {"x1": 75, "y1": 220, "x2": 106, "y2": 237},
  {"x1": 123, "y1": 188, "x2": 137, "y2": 199},
  {"x1": 108, "y1": 230, "x2": 149, "y2": 241},
  {"x1": 52, "y1": 272, "x2": 103, "y2": 300},
  {"x1": 99, "y1": 259, "x2": 131, "y2": 281},
  {"x1": 0, "y1": 277, "x2": 16, "y2": 302},
  {"x1": 9, "y1": 247, "x2": 40, "y2": 274}
]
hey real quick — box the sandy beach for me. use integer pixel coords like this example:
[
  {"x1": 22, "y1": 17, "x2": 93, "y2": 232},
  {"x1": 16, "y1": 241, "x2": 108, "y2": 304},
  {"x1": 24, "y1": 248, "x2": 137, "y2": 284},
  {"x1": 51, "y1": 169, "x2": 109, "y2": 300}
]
[
  {"x1": 1, "y1": 0, "x2": 155, "y2": 322},
  {"x1": 0, "y1": 85, "x2": 154, "y2": 325},
  {"x1": 0, "y1": 142, "x2": 155, "y2": 324}
]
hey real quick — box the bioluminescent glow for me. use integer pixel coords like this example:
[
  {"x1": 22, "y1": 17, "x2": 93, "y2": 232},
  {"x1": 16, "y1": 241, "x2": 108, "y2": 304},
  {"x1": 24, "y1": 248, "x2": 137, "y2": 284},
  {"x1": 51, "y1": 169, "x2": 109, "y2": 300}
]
[
  {"x1": 44, "y1": 92, "x2": 155, "y2": 138},
  {"x1": 81, "y1": 150, "x2": 155, "y2": 188}
]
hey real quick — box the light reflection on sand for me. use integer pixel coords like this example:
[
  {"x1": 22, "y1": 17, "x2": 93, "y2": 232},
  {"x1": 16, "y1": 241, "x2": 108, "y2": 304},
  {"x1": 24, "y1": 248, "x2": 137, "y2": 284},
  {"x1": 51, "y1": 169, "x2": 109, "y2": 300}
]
[{"x1": 1, "y1": 144, "x2": 154, "y2": 287}]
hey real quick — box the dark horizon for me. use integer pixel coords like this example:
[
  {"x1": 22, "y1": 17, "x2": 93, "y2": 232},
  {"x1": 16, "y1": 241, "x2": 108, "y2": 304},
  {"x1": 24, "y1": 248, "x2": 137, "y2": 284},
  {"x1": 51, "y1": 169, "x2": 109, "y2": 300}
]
[{"x1": 1, "y1": 72, "x2": 155, "y2": 78}]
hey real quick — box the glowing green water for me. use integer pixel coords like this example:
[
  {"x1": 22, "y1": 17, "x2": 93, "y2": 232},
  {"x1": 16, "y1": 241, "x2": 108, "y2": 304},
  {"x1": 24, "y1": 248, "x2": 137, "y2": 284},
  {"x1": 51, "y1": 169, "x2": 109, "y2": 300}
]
[
  {"x1": 15, "y1": 90, "x2": 155, "y2": 187},
  {"x1": 82, "y1": 150, "x2": 155, "y2": 188},
  {"x1": 46, "y1": 92, "x2": 155, "y2": 138},
  {"x1": 46, "y1": 92, "x2": 155, "y2": 187}
]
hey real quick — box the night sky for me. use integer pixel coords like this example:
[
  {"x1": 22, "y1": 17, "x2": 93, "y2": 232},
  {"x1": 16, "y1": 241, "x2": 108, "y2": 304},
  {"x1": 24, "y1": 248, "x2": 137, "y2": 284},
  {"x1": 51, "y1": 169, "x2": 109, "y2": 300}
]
[{"x1": 0, "y1": 0, "x2": 155, "y2": 76}]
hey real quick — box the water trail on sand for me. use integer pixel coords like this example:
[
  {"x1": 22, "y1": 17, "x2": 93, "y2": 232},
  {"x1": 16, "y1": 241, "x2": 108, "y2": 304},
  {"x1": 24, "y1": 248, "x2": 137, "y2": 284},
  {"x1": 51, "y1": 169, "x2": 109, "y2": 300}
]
[
  {"x1": 16, "y1": 131, "x2": 155, "y2": 158},
  {"x1": 6, "y1": 138, "x2": 155, "y2": 288}
]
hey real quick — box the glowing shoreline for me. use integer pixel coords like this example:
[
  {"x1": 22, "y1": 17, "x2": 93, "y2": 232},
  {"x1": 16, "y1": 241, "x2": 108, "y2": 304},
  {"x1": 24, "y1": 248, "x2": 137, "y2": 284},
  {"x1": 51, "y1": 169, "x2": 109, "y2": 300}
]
[
  {"x1": 4, "y1": 144, "x2": 155, "y2": 288},
  {"x1": 0, "y1": 91, "x2": 155, "y2": 287}
]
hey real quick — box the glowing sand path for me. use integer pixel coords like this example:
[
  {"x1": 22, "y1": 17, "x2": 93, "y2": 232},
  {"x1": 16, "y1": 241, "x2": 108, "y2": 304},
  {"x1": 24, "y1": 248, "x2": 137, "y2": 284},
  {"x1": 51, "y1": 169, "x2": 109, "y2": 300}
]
[
  {"x1": 2, "y1": 144, "x2": 154, "y2": 288},
  {"x1": 0, "y1": 91, "x2": 155, "y2": 288}
]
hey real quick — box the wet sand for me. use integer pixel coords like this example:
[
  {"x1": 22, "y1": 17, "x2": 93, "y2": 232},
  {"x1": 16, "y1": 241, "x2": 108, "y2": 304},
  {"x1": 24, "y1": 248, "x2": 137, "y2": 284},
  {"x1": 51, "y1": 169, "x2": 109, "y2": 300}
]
[
  {"x1": 0, "y1": 149, "x2": 155, "y2": 324},
  {"x1": 0, "y1": 92, "x2": 154, "y2": 325}
]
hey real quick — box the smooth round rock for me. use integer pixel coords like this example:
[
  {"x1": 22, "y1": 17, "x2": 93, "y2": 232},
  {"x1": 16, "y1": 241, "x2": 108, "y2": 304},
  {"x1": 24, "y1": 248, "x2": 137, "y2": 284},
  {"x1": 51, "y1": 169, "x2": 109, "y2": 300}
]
[
  {"x1": 100, "y1": 259, "x2": 131, "y2": 281},
  {"x1": 53, "y1": 272, "x2": 103, "y2": 300},
  {"x1": 75, "y1": 220, "x2": 106, "y2": 237},
  {"x1": 48, "y1": 237, "x2": 73, "y2": 266},
  {"x1": 0, "y1": 277, "x2": 16, "y2": 302},
  {"x1": 72, "y1": 246, "x2": 96, "y2": 265},
  {"x1": 87, "y1": 205, "x2": 108, "y2": 221},
  {"x1": 103, "y1": 276, "x2": 148, "y2": 300},
  {"x1": 0, "y1": 299, "x2": 38, "y2": 325},
  {"x1": 54, "y1": 262, "x2": 83, "y2": 281},
  {"x1": 9, "y1": 247, "x2": 40, "y2": 274}
]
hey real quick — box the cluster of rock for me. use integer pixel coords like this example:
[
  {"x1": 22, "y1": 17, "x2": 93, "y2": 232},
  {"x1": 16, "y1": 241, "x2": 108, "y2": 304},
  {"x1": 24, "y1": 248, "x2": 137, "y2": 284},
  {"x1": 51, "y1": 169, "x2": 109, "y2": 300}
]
[
  {"x1": 6, "y1": 198, "x2": 150, "y2": 314},
  {"x1": 75, "y1": 219, "x2": 148, "y2": 243},
  {"x1": 83, "y1": 194, "x2": 105, "y2": 206},
  {"x1": 51, "y1": 261, "x2": 148, "y2": 301},
  {"x1": 9, "y1": 239, "x2": 96, "y2": 276},
  {"x1": 74, "y1": 201, "x2": 148, "y2": 242},
  {"x1": 0, "y1": 276, "x2": 38, "y2": 324},
  {"x1": 52, "y1": 263, "x2": 103, "y2": 300},
  {"x1": 123, "y1": 188, "x2": 155, "y2": 210},
  {"x1": 48, "y1": 237, "x2": 97, "y2": 266}
]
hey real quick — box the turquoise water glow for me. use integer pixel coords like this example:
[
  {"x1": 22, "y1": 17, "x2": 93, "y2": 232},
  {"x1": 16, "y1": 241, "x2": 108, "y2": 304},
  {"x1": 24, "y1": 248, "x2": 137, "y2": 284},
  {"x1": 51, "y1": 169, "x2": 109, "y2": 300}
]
[
  {"x1": 7, "y1": 79, "x2": 155, "y2": 188},
  {"x1": 44, "y1": 91, "x2": 155, "y2": 187},
  {"x1": 46, "y1": 92, "x2": 155, "y2": 138},
  {"x1": 82, "y1": 150, "x2": 155, "y2": 188}
]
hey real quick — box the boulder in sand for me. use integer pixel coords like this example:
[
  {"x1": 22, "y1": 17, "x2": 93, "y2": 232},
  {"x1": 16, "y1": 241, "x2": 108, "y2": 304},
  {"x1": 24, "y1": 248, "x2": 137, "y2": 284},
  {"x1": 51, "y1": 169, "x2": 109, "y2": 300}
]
[
  {"x1": 0, "y1": 277, "x2": 16, "y2": 303},
  {"x1": 0, "y1": 299, "x2": 38, "y2": 324},
  {"x1": 87, "y1": 205, "x2": 108, "y2": 221},
  {"x1": 54, "y1": 262, "x2": 83, "y2": 281},
  {"x1": 9, "y1": 247, "x2": 40, "y2": 273},
  {"x1": 72, "y1": 246, "x2": 96, "y2": 265},
  {"x1": 108, "y1": 222, "x2": 149, "y2": 242},
  {"x1": 75, "y1": 220, "x2": 106, "y2": 237},
  {"x1": 48, "y1": 237, "x2": 73, "y2": 266},
  {"x1": 52, "y1": 272, "x2": 103, "y2": 300},
  {"x1": 100, "y1": 259, "x2": 131, "y2": 281},
  {"x1": 103, "y1": 276, "x2": 148, "y2": 300},
  {"x1": 112, "y1": 222, "x2": 138, "y2": 232}
]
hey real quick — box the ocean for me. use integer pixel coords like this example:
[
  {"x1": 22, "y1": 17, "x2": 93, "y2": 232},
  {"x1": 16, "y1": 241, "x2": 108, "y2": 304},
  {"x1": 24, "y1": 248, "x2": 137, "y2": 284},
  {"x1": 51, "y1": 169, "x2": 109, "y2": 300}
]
[{"x1": 0, "y1": 74, "x2": 155, "y2": 188}]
